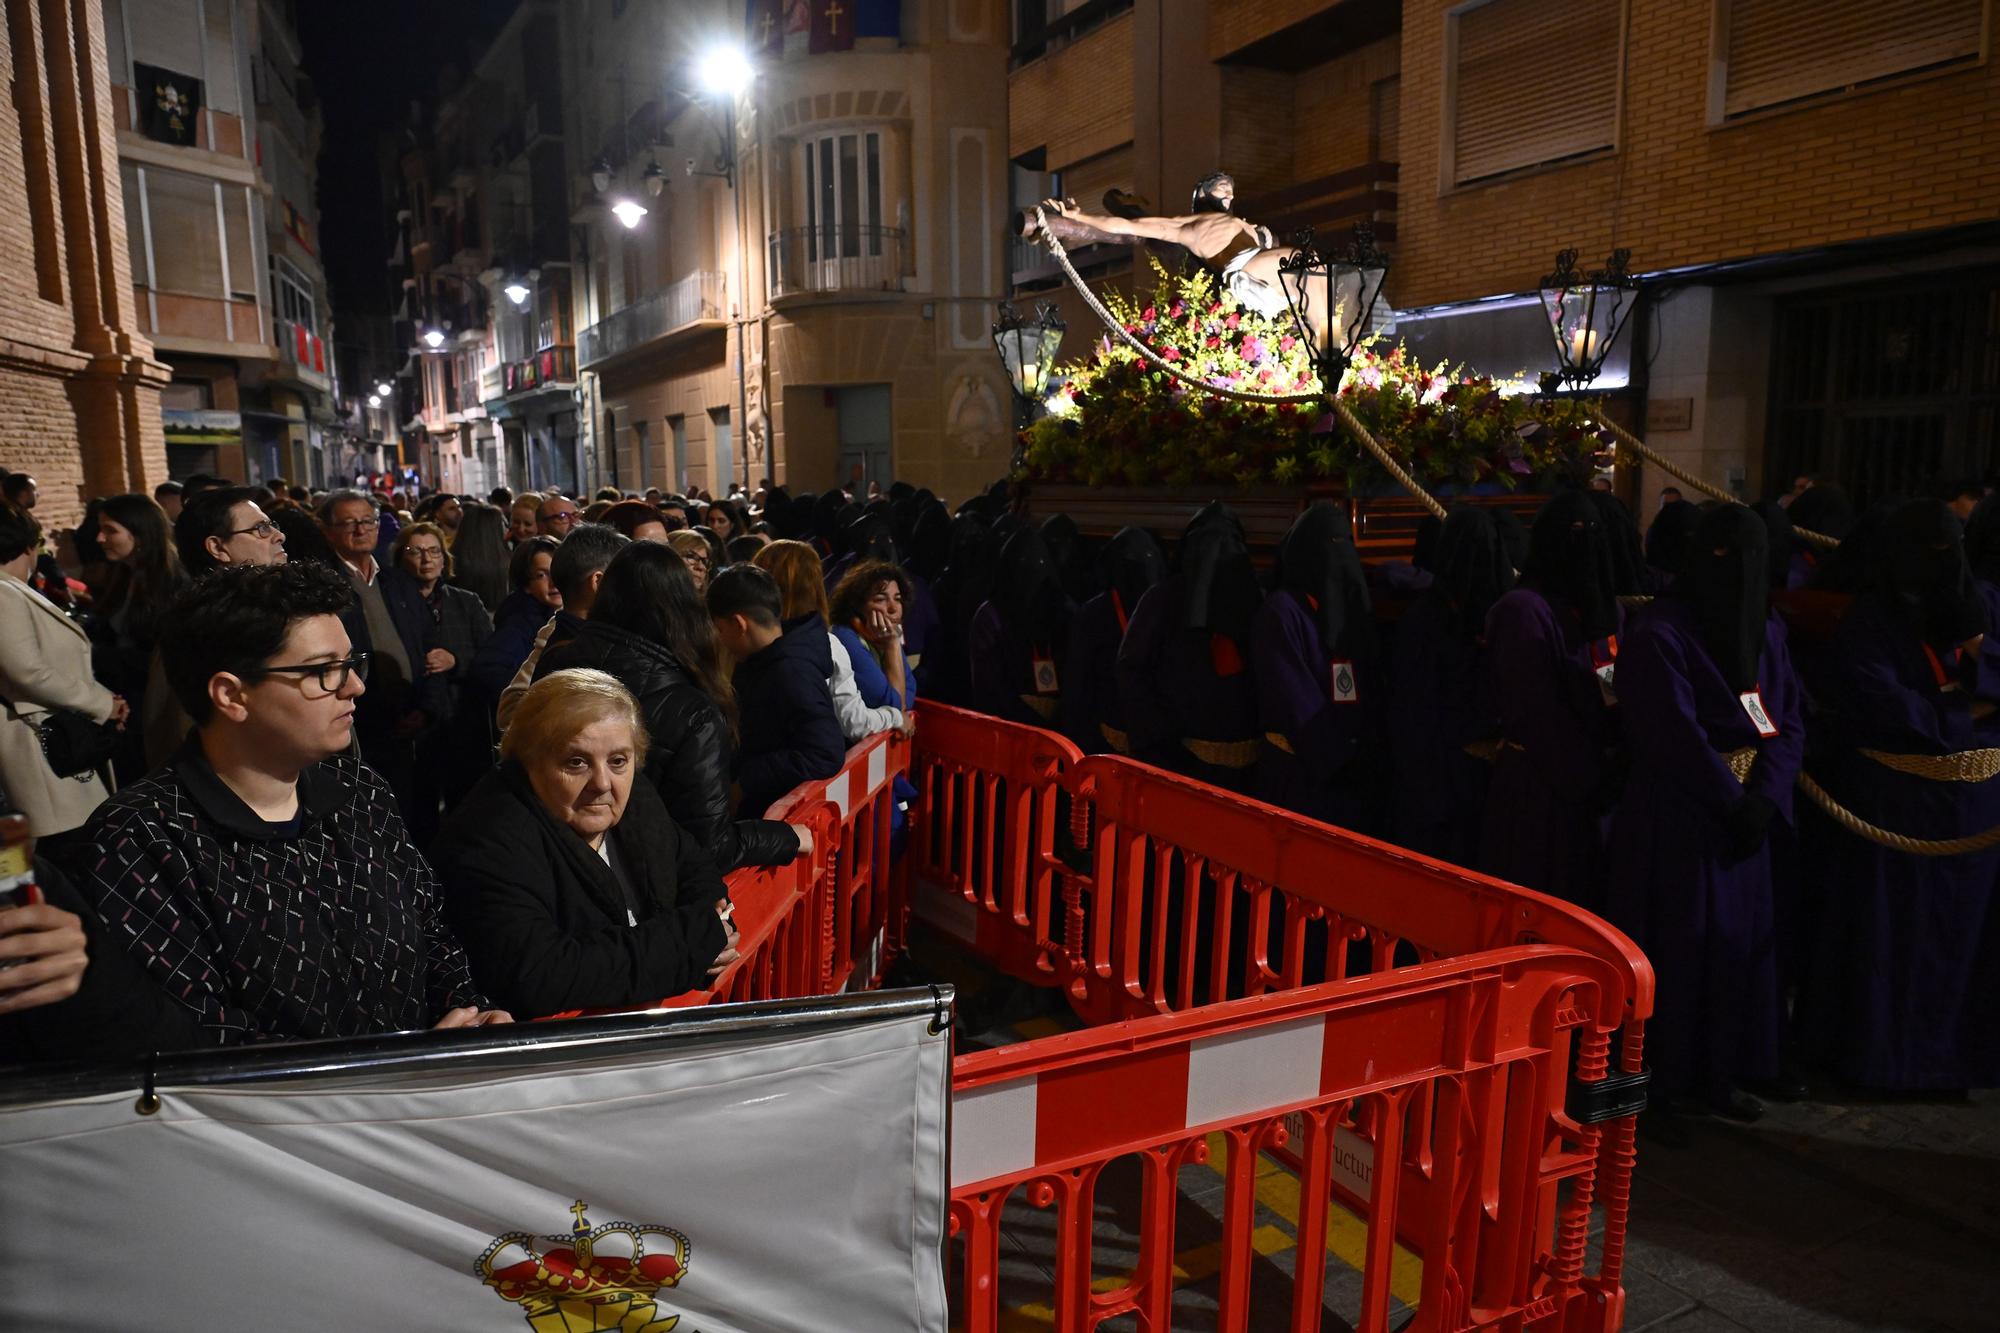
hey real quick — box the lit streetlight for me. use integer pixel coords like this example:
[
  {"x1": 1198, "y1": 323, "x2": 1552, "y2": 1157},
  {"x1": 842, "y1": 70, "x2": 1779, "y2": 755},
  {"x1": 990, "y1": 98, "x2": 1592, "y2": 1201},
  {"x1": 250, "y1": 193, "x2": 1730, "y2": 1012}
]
[
  {"x1": 367, "y1": 394, "x2": 381, "y2": 408},
  {"x1": 610, "y1": 198, "x2": 648, "y2": 229},
  {"x1": 504, "y1": 280, "x2": 532, "y2": 306},
  {"x1": 422, "y1": 327, "x2": 446, "y2": 349},
  {"x1": 697, "y1": 43, "x2": 754, "y2": 97},
  {"x1": 375, "y1": 381, "x2": 392, "y2": 397}
]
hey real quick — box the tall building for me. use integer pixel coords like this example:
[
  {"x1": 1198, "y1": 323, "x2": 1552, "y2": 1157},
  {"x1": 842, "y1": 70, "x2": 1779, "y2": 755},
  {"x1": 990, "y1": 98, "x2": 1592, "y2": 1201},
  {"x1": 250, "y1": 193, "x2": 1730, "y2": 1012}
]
[
  {"x1": 105, "y1": 0, "x2": 339, "y2": 486},
  {"x1": 0, "y1": 0, "x2": 168, "y2": 529},
  {"x1": 1006, "y1": 0, "x2": 2000, "y2": 506},
  {"x1": 564, "y1": 0, "x2": 1015, "y2": 500}
]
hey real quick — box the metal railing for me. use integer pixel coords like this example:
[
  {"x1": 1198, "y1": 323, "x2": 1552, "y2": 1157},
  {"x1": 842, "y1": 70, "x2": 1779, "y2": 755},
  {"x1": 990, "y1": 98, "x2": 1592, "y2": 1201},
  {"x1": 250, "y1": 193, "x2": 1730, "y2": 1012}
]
[
  {"x1": 576, "y1": 271, "x2": 726, "y2": 368},
  {"x1": 767, "y1": 226, "x2": 906, "y2": 299}
]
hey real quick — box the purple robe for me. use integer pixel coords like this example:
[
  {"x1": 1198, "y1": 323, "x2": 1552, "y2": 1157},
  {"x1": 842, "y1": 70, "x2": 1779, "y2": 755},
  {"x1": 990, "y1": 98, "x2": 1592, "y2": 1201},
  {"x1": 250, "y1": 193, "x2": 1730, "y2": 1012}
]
[
  {"x1": 1476, "y1": 584, "x2": 1623, "y2": 908},
  {"x1": 1248, "y1": 589, "x2": 1381, "y2": 832},
  {"x1": 1387, "y1": 597, "x2": 1491, "y2": 866},
  {"x1": 1116, "y1": 575, "x2": 1261, "y2": 793},
  {"x1": 1604, "y1": 600, "x2": 1803, "y2": 1104},
  {"x1": 1800, "y1": 594, "x2": 2000, "y2": 1089},
  {"x1": 967, "y1": 601, "x2": 1058, "y2": 729}
]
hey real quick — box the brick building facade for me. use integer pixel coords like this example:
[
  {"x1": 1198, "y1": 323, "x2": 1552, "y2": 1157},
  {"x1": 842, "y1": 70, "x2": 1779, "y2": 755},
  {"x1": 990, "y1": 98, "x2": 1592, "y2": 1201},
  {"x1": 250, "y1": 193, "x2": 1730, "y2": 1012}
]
[
  {"x1": 0, "y1": 0, "x2": 169, "y2": 530},
  {"x1": 1007, "y1": 0, "x2": 2000, "y2": 508}
]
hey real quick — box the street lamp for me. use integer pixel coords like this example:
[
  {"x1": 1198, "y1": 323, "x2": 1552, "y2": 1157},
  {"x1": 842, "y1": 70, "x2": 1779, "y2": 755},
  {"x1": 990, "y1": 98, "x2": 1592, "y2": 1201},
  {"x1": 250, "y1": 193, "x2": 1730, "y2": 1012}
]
[
  {"x1": 503, "y1": 279, "x2": 532, "y2": 307},
  {"x1": 643, "y1": 160, "x2": 667, "y2": 198},
  {"x1": 1538, "y1": 248, "x2": 1639, "y2": 392},
  {"x1": 589, "y1": 157, "x2": 613, "y2": 194},
  {"x1": 610, "y1": 198, "x2": 648, "y2": 229},
  {"x1": 422, "y1": 327, "x2": 446, "y2": 350},
  {"x1": 367, "y1": 394, "x2": 382, "y2": 408},
  {"x1": 1276, "y1": 222, "x2": 1389, "y2": 389},
  {"x1": 374, "y1": 381, "x2": 392, "y2": 398},
  {"x1": 994, "y1": 301, "x2": 1066, "y2": 464},
  {"x1": 696, "y1": 43, "x2": 755, "y2": 98}
]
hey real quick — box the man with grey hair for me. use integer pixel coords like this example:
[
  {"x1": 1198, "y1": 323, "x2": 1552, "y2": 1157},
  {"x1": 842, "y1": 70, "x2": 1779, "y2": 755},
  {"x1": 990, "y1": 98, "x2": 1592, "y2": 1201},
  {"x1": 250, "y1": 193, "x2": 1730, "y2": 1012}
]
[
  {"x1": 319, "y1": 487, "x2": 440, "y2": 808},
  {"x1": 496, "y1": 522, "x2": 630, "y2": 730}
]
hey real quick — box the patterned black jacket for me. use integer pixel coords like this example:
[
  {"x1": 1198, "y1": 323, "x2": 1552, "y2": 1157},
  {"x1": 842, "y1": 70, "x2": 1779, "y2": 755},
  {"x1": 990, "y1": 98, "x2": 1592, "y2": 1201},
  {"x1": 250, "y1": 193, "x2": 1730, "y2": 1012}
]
[{"x1": 62, "y1": 739, "x2": 487, "y2": 1044}]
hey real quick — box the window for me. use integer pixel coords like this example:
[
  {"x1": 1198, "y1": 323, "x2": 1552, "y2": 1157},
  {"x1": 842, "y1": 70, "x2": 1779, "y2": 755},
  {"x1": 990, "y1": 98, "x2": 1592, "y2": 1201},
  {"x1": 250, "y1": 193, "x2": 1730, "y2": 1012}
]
[
  {"x1": 271, "y1": 254, "x2": 314, "y2": 333},
  {"x1": 146, "y1": 168, "x2": 225, "y2": 295},
  {"x1": 1710, "y1": 0, "x2": 1986, "y2": 122},
  {"x1": 803, "y1": 129, "x2": 884, "y2": 259},
  {"x1": 1445, "y1": 0, "x2": 1622, "y2": 186}
]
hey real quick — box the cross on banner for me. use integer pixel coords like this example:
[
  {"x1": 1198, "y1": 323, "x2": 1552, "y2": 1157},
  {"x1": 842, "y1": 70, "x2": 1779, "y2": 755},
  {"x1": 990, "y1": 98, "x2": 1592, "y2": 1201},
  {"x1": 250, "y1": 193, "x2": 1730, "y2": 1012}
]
[{"x1": 809, "y1": 0, "x2": 855, "y2": 51}]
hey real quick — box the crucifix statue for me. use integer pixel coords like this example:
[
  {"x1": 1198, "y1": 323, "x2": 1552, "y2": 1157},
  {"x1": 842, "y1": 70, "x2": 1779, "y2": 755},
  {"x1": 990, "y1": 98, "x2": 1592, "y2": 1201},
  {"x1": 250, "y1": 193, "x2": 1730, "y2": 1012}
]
[{"x1": 1019, "y1": 172, "x2": 1298, "y2": 323}]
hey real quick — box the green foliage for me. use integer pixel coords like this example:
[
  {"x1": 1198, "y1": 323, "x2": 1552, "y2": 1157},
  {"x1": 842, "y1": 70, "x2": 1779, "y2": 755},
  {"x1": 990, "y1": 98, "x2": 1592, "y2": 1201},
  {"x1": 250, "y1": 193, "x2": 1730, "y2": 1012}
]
[{"x1": 1018, "y1": 259, "x2": 1608, "y2": 493}]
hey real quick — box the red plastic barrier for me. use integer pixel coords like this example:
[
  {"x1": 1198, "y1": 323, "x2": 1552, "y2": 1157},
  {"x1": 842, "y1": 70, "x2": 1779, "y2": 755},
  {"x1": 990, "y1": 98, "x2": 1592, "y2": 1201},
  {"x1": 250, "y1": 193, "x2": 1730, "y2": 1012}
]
[{"x1": 950, "y1": 945, "x2": 1630, "y2": 1332}]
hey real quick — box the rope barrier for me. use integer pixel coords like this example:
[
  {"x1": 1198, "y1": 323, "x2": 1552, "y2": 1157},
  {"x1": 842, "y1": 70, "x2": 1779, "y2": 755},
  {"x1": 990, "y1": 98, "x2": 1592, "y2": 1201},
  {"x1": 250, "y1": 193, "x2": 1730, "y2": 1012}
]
[
  {"x1": 1795, "y1": 770, "x2": 2000, "y2": 856},
  {"x1": 1592, "y1": 414, "x2": 1841, "y2": 550},
  {"x1": 1031, "y1": 207, "x2": 1450, "y2": 522}
]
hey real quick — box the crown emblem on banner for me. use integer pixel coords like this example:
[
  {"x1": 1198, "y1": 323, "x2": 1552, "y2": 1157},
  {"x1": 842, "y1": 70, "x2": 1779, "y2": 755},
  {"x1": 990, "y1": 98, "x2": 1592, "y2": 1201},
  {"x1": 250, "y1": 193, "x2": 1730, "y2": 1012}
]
[{"x1": 475, "y1": 1200, "x2": 692, "y2": 1333}]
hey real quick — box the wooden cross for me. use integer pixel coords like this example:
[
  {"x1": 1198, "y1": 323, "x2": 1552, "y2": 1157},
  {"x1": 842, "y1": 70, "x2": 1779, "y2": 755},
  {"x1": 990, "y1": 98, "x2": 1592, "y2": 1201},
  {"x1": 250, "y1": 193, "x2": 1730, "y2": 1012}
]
[
  {"x1": 824, "y1": 0, "x2": 845, "y2": 36},
  {"x1": 756, "y1": 9, "x2": 776, "y2": 43}
]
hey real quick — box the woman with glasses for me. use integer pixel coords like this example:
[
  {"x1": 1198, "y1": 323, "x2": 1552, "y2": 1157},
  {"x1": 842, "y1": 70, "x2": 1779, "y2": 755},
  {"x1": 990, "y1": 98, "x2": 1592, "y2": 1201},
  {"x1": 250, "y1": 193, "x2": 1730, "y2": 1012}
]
[
  {"x1": 393, "y1": 522, "x2": 495, "y2": 844},
  {"x1": 89, "y1": 494, "x2": 187, "y2": 784},
  {"x1": 536, "y1": 542, "x2": 810, "y2": 874},
  {"x1": 665, "y1": 529, "x2": 713, "y2": 592}
]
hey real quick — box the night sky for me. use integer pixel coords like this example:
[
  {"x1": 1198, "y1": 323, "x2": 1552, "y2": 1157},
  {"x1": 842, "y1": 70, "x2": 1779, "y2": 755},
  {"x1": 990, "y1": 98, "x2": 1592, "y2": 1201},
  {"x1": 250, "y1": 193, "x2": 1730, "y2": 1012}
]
[{"x1": 297, "y1": 0, "x2": 519, "y2": 321}]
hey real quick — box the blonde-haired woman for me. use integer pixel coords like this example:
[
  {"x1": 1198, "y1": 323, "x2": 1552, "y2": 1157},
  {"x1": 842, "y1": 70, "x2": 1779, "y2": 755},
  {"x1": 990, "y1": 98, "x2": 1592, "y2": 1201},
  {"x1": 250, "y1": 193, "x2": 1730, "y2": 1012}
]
[
  {"x1": 430, "y1": 668, "x2": 738, "y2": 1018},
  {"x1": 665, "y1": 528, "x2": 713, "y2": 592},
  {"x1": 752, "y1": 539, "x2": 908, "y2": 743}
]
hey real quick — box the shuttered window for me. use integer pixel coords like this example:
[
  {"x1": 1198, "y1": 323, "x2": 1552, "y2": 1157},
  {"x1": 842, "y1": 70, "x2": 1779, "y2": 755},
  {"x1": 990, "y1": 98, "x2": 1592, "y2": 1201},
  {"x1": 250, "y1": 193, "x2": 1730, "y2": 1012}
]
[
  {"x1": 1715, "y1": 0, "x2": 1988, "y2": 120},
  {"x1": 1448, "y1": 0, "x2": 1623, "y2": 186}
]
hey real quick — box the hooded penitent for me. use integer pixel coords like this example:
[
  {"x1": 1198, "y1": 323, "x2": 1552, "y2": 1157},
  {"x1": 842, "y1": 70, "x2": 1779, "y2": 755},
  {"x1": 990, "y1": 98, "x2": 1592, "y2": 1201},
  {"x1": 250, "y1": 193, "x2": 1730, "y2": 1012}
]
[
  {"x1": 1587, "y1": 490, "x2": 1648, "y2": 595},
  {"x1": 1645, "y1": 499, "x2": 1704, "y2": 580},
  {"x1": 1094, "y1": 526, "x2": 1167, "y2": 630},
  {"x1": 1675, "y1": 503, "x2": 1770, "y2": 693},
  {"x1": 1876, "y1": 497, "x2": 1987, "y2": 652},
  {"x1": 1178, "y1": 501, "x2": 1261, "y2": 648},
  {"x1": 905, "y1": 501, "x2": 952, "y2": 582},
  {"x1": 992, "y1": 526, "x2": 1070, "y2": 650},
  {"x1": 843, "y1": 512, "x2": 899, "y2": 565},
  {"x1": 1525, "y1": 491, "x2": 1619, "y2": 641},
  {"x1": 1961, "y1": 492, "x2": 2000, "y2": 585},
  {"x1": 1273, "y1": 503, "x2": 1374, "y2": 662},
  {"x1": 1752, "y1": 500, "x2": 1794, "y2": 588},
  {"x1": 1426, "y1": 505, "x2": 1514, "y2": 640}
]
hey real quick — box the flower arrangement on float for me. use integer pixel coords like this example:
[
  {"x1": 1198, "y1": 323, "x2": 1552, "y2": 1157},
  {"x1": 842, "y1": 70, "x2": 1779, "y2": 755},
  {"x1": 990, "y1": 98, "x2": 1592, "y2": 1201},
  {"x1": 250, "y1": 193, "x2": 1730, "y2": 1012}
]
[{"x1": 1018, "y1": 259, "x2": 1609, "y2": 493}]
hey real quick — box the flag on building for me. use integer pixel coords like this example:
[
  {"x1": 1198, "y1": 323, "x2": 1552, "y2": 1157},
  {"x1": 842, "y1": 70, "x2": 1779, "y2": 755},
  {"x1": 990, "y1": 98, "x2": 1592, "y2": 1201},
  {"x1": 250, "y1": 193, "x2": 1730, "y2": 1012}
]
[
  {"x1": 854, "y1": 0, "x2": 901, "y2": 39},
  {"x1": 746, "y1": 0, "x2": 784, "y2": 56},
  {"x1": 0, "y1": 1004, "x2": 950, "y2": 1330},
  {"x1": 134, "y1": 63, "x2": 202, "y2": 147},
  {"x1": 809, "y1": 0, "x2": 856, "y2": 52}
]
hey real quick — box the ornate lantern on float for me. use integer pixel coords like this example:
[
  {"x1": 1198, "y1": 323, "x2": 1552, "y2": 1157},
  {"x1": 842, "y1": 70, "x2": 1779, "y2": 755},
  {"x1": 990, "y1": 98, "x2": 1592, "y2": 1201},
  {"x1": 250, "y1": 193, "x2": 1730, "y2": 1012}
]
[
  {"x1": 993, "y1": 301, "x2": 1067, "y2": 469},
  {"x1": 1538, "y1": 247, "x2": 1639, "y2": 392},
  {"x1": 1276, "y1": 222, "x2": 1390, "y2": 389}
]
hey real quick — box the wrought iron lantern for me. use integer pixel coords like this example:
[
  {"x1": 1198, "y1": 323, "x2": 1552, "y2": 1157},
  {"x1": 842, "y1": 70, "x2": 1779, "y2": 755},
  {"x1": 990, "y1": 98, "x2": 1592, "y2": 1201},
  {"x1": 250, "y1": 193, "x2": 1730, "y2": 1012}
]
[
  {"x1": 1276, "y1": 222, "x2": 1389, "y2": 389},
  {"x1": 1538, "y1": 248, "x2": 1639, "y2": 392},
  {"x1": 993, "y1": 302, "x2": 1067, "y2": 417}
]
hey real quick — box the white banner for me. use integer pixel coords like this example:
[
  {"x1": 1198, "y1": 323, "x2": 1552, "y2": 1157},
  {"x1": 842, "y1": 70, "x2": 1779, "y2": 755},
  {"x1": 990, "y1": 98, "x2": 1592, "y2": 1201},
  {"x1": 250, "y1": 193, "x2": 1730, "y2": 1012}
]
[{"x1": 0, "y1": 1007, "x2": 949, "y2": 1332}]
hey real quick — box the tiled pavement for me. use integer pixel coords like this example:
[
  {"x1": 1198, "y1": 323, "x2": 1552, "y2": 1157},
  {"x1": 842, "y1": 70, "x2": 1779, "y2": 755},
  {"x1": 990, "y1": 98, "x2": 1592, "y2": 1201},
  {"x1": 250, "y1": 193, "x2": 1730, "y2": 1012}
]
[{"x1": 945, "y1": 959, "x2": 2000, "y2": 1331}]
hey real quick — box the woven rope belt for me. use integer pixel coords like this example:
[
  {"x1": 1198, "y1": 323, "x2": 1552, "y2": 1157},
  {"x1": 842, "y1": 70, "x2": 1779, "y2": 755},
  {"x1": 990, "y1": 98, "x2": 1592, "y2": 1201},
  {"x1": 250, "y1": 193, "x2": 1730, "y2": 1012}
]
[
  {"x1": 1100, "y1": 723, "x2": 1131, "y2": 754},
  {"x1": 1462, "y1": 738, "x2": 1518, "y2": 763},
  {"x1": 1018, "y1": 694, "x2": 1060, "y2": 723},
  {"x1": 1860, "y1": 747, "x2": 2000, "y2": 783},
  {"x1": 1264, "y1": 732, "x2": 1295, "y2": 755},
  {"x1": 1723, "y1": 746, "x2": 1757, "y2": 784},
  {"x1": 1182, "y1": 736, "x2": 1261, "y2": 769}
]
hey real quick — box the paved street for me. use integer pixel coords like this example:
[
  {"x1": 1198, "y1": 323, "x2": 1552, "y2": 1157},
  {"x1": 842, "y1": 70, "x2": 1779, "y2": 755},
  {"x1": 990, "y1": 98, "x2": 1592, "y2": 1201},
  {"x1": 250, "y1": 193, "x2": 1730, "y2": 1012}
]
[{"x1": 952, "y1": 966, "x2": 2000, "y2": 1331}]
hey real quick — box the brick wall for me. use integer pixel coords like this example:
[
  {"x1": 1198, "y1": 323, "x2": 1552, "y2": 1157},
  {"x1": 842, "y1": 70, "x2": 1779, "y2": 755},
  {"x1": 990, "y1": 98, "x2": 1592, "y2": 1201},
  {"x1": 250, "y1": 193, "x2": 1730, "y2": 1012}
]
[
  {"x1": 1206, "y1": 0, "x2": 1340, "y2": 58},
  {"x1": 1008, "y1": 10, "x2": 1136, "y2": 171},
  {"x1": 0, "y1": 0, "x2": 168, "y2": 531},
  {"x1": 1395, "y1": 0, "x2": 2000, "y2": 308},
  {"x1": 1291, "y1": 35, "x2": 1399, "y2": 181}
]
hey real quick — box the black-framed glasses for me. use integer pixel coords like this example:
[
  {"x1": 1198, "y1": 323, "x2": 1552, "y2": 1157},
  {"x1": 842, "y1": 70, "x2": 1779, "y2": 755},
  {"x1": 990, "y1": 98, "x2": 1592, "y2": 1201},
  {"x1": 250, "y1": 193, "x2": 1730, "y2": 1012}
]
[
  {"x1": 229, "y1": 519, "x2": 282, "y2": 540},
  {"x1": 249, "y1": 653, "x2": 370, "y2": 694},
  {"x1": 330, "y1": 517, "x2": 381, "y2": 532},
  {"x1": 404, "y1": 545, "x2": 447, "y2": 563}
]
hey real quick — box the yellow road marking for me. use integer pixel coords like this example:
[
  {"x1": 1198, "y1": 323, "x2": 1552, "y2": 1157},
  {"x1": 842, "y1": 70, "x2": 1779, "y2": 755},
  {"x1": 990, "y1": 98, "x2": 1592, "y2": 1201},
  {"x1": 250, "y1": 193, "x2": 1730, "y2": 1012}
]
[{"x1": 996, "y1": 1225, "x2": 1295, "y2": 1328}]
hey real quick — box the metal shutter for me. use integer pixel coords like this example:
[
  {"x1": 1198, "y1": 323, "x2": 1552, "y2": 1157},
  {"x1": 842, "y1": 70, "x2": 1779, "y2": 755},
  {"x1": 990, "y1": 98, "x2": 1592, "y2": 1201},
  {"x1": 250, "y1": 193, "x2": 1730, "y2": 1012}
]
[
  {"x1": 1452, "y1": 0, "x2": 1623, "y2": 185},
  {"x1": 1719, "y1": 0, "x2": 1987, "y2": 118}
]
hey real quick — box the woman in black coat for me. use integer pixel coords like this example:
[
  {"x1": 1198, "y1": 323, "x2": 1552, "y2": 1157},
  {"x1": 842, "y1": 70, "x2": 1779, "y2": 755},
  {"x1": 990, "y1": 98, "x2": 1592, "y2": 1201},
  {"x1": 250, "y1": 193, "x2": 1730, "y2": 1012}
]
[
  {"x1": 393, "y1": 521, "x2": 495, "y2": 844},
  {"x1": 535, "y1": 541, "x2": 808, "y2": 872},
  {"x1": 431, "y1": 669, "x2": 735, "y2": 1018}
]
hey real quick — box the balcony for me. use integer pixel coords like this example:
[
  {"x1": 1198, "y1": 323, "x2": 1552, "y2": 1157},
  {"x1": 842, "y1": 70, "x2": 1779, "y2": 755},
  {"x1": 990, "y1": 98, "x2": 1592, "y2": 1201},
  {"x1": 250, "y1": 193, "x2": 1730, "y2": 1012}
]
[
  {"x1": 577, "y1": 271, "x2": 727, "y2": 369},
  {"x1": 479, "y1": 362, "x2": 504, "y2": 404},
  {"x1": 1239, "y1": 161, "x2": 1399, "y2": 248},
  {"x1": 274, "y1": 318, "x2": 331, "y2": 391},
  {"x1": 767, "y1": 226, "x2": 906, "y2": 300},
  {"x1": 502, "y1": 344, "x2": 577, "y2": 395}
]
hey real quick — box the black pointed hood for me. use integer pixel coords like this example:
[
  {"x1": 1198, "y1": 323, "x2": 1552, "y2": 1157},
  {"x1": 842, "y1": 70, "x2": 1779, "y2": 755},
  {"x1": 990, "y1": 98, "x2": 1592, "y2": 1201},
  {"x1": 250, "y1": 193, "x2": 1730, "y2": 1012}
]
[
  {"x1": 1426, "y1": 505, "x2": 1514, "y2": 639},
  {"x1": 1177, "y1": 501, "x2": 1261, "y2": 643},
  {"x1": 993, "y1": 525, "x2": 1071, "y2": 648},
  {"x1": 1877, "y1": 498, "x2": 1987, "y2": 652},
  {"x1": 1095, "y1": 526, "x2": 1167, "y2": 622},
  {"x1": 1274, "y1": 503, "x2": 1373, "y2": 658},
  {"x1": 1676, "y1": 503, "x2": 1769, "y2": 692},
  {"x1": 1526, "y1": 491, "x2": 1619, "y2": 640}
]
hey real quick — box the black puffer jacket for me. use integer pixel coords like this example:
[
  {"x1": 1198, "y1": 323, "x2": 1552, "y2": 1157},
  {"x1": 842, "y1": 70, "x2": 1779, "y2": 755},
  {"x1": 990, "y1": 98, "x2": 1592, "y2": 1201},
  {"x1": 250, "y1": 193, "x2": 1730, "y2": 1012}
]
[
  {"x1": 430, "y1": 762, "x2": 729, "y2": 1017},
  {"x1": 536, "y1": 619, "x2": 799, "y2": 872}
]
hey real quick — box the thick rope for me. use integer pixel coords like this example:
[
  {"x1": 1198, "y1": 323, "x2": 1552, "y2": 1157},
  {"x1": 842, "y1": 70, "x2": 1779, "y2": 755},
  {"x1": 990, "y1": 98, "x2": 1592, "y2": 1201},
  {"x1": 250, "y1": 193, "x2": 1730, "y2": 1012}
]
[
  {"x1": 1796, "y1": 770, "x2": 2000, "y2": 856},
  {"x1": 1594, "y1": 414, "x2": 1840, "y2": 550},
  {"x1": 1032, "y1": 207, "x2": 1449, "y2": 522}
]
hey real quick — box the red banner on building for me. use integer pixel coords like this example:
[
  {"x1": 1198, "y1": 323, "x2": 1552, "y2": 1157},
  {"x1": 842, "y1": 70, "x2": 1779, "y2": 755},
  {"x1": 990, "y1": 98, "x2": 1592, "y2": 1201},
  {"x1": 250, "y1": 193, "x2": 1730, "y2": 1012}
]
[{"x1": 809, "y1": 0, "x2": 856, "y2": 52}]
